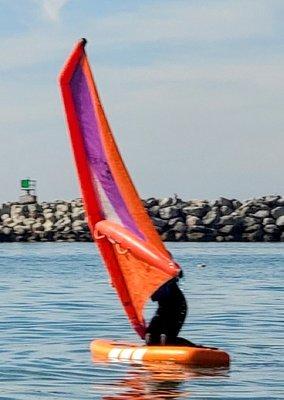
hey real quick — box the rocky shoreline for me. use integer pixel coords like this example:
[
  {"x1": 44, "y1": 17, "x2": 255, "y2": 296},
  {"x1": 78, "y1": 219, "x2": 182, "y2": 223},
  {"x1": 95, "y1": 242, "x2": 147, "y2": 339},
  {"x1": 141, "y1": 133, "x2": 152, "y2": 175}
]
[{"x1": 0, "y1": 195, "x2": 283, "y2": 242}]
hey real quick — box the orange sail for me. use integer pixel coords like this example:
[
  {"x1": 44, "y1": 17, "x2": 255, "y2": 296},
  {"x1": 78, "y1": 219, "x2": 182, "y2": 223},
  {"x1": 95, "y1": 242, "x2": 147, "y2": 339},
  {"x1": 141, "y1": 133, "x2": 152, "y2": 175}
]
[{"x1": 59, "y1": 39, "x2": 180, "y2": 338}]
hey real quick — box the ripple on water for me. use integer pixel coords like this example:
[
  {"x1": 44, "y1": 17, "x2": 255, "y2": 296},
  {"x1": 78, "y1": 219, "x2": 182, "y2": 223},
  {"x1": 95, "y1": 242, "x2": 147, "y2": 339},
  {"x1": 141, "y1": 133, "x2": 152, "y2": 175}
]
[{"x1": 0, "y1": 242, "x2": 283, "y2": 399}]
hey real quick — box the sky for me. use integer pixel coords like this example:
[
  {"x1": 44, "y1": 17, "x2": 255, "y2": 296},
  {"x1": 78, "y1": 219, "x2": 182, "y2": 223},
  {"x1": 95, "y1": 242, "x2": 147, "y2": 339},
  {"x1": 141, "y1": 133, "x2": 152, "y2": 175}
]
[{"x1": 0, "y1": 0, "x2": 283, "y2": 203}]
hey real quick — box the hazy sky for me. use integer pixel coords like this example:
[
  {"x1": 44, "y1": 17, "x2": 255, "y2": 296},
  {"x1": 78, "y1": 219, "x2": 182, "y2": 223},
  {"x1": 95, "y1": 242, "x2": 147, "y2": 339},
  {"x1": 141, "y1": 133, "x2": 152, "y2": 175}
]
[{"x1": 0, "y1": 0, "x2": 283, "y2": 203}]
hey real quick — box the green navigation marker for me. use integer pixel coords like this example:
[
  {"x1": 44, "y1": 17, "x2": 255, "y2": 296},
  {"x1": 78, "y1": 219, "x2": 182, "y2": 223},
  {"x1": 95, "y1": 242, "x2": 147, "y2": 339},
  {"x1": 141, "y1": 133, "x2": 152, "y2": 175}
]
[{"x1": 21, "y1": 179, "x2": 31, "y2": 189}]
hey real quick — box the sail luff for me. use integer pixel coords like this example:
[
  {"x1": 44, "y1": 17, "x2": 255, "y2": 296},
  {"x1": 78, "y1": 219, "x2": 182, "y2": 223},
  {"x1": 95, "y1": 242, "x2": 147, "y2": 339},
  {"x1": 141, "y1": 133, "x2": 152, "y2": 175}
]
[{"x1": 59, "y1": 39, "x2": 147, "y2": 338}]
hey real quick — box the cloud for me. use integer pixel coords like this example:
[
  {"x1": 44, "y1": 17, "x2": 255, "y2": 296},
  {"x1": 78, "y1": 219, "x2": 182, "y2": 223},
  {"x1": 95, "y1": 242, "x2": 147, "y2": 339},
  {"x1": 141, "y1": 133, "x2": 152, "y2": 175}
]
[
  {"x1": 41, "y1": 0, "x2": 69, "y2": 21},
  {"x1": 94, "y1": 0, "x2": 275, "y2": 45}
]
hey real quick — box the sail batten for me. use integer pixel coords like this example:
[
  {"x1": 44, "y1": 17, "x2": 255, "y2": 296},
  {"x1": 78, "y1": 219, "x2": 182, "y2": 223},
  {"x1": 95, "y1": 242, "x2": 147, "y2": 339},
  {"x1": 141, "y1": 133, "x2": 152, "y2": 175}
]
[{"x1": 59, "y1": 39, "x2": 180, "y2": 338}]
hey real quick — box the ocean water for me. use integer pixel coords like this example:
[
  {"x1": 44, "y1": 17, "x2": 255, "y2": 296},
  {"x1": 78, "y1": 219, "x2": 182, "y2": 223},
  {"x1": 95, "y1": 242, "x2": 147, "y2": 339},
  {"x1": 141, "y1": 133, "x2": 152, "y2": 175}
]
[{"x1": 0, "y1": 242, "x2": 283, "y2": 399}]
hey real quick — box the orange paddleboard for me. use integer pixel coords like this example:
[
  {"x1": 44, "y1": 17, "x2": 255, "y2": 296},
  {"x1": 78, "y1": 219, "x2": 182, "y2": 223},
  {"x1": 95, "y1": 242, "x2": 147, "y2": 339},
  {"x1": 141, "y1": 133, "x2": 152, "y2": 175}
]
[{"x1": 90, "y1": 339, "x2": 230, "y2": 367}]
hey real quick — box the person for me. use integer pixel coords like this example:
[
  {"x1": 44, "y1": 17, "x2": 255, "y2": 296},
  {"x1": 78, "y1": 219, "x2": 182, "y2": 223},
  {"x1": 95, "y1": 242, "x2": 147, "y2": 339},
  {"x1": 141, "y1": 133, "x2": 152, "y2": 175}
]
[{"x1": 145, "y1": 270, "x2": 197, "y2": 346}]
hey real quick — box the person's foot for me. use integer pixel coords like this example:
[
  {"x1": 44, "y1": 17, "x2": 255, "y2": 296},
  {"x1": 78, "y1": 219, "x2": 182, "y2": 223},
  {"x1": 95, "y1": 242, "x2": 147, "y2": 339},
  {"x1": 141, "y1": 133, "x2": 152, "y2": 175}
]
[
  {"x1": 160, "y1": 333, "x2": 167, "y2": 345},
  {"x1": 145, "y1": 333, "x2": 151, "y2": 345}
]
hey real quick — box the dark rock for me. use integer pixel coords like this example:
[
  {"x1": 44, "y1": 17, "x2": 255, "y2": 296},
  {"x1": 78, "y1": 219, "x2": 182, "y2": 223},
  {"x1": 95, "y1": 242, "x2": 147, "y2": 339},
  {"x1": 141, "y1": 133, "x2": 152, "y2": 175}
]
[
  {"x1": 262, "y1": 218, "x2": 275, "y2": 225},
  {"x1": 160, "y1": 230, "x2": 177, "y2": 242},
  {"x1": 242, "y1": 230, "x2": 263, "y2": 242},
  {"x1": 218, "y1": 225, "x2": 234, "y2": 234},
  {"x1": 271, "y1": 207, "x2": 284, "y2": 219},
  {"x1": 159, "y1": 206, "x2": 180, "y2": 220},
  {"x1": 182, "y1": 206, "x2": 209, "y2": 218},
  {"x1": 244, "y1": 224, "x2": 262, "y2": 233},
  {"x1": 173, "y1": 221, "x2": 187, "y2": 233},
  {"x1": 216, "y1": 197, "x2": 233, "y2": 208},
  {"x1": 152, "y1": 217, "x2": 168, "y2": 229},
  {"x1": 187, "y1": 225, "x2": 214, "y2": 235},
  {"x1": 232, "y1": 199, "x2": 242, "y2": 209},
  {"x1": 148, "y1": 205, "x2": 160, "y2": 217},
  {"x1": 263, "y1": 224, "x2": 279, "y2": 234},
  {"x1": 263, "y1": 234, "x2": 275, "y2": 242},
  {"x1": 168, "y1": 217, "x2": 184, "y2": 227},
  {"x1": 220, "y1": 206, "x2": 233, "y2": 216},
  {"x1": 243, "y1": 216, "x2": 258, "y2": 227},
  {"x1": 219, "y1": 215, "x2": 236, "y2": 225},
  {"x1": 144, "y1": 198, "x2": 158, "y2": 208}
]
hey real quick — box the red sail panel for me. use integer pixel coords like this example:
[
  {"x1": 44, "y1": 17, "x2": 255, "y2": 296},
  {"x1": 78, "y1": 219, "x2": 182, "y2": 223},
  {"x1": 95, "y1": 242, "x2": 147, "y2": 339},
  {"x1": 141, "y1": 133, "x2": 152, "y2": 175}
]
[{"x1": 59, "y1": 39, "x2": 181, "y2": 338}]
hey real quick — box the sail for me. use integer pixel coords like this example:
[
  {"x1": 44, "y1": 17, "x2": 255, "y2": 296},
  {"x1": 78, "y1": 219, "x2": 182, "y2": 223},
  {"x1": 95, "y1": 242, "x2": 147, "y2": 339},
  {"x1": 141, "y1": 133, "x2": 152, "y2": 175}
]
[{"x1": 59, "y1": 39, "x2": 180, "y2": 338}]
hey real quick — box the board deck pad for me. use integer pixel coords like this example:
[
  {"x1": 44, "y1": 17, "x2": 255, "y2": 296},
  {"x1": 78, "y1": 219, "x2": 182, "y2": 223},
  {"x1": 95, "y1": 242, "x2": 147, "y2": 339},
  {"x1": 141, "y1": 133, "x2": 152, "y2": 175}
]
[{"x1": 90, "y1": 339, "x2": 230, "y2": 367}]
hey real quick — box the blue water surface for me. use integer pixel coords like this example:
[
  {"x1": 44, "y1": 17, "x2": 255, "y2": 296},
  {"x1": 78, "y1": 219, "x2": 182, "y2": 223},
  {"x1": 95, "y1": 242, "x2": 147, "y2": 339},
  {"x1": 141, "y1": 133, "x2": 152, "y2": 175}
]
[{"x1": 0, "y1": 242, "x2": 283, "y2": 399}]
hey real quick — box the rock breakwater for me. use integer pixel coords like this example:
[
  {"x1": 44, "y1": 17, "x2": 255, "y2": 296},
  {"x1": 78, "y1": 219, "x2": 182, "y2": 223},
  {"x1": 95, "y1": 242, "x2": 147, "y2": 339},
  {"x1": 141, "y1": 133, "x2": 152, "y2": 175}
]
[{"x1": 0, "y1": 196, "x2": 283, "y2": 242}]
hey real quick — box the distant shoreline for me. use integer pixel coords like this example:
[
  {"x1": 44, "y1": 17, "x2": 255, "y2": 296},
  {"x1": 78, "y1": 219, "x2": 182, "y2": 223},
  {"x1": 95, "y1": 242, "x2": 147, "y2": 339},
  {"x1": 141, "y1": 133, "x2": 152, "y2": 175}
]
[{"x1": 0, "y1": 195, "x2": 283, "y2": 242}]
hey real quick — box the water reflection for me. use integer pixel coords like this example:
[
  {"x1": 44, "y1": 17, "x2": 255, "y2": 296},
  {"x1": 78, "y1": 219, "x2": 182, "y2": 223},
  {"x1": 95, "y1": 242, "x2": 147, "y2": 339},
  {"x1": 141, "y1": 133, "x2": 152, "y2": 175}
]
[{"x1": 92, "y1": 360, "x2": 229, "y2": 399}]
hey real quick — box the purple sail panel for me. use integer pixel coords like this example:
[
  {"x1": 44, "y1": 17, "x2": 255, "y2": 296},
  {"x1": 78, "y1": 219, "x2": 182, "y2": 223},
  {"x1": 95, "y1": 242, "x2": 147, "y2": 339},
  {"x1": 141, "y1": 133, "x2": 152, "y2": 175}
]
[{"x1": 70, "y1": 64, "x2": 144, "y2": 240}]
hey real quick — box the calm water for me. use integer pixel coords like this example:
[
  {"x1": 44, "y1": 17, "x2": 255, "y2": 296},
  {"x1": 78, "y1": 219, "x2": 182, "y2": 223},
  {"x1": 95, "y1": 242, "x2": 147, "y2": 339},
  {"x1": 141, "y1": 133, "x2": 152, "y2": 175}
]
[{"x1": 0, "y1": 242, "x2": 283, "y2": 399}]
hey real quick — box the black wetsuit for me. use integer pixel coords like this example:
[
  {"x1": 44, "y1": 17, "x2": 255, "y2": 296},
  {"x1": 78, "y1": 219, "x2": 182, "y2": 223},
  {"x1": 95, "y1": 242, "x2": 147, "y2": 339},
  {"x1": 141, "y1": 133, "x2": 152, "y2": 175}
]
[{"x1": 146, "y1": 277, "x2": 195, "y2": 346}]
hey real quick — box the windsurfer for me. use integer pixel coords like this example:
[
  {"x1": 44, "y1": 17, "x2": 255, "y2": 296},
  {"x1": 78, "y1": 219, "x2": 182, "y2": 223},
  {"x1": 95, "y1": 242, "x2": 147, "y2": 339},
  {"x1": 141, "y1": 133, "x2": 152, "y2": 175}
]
[{"x1": 145, "y1": 272, "x2": 197, "y2": 346}]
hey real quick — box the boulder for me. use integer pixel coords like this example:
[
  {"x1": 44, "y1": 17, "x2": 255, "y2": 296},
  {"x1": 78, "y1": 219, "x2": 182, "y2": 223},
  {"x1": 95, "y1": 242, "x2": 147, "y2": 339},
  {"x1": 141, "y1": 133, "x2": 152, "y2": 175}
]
[
  {"x1": 55, "y1": 211, "x2": 65, "y2": 220},
  {"x1": 219, "y1": 215, "x2": 236, "y2": 225},
  {"x1": 277, "y1": 198, "x2": 284, "y2": 206},
  {"x1": 220, "y1": 206, "x2": 233, "y2": 216},
  {"x1": 232, "y1": 199, "x2": 242, "y2": 209},
  {"x1": 216, "y1": 197, "x2": 233, "y2": 208},
  {"x1": 13, "y1": 226, "x2": 26, "y2": 235},
  {"x1": 168, "y1": 217, "x2": 184, "y2": 227},
  {"x1": 144, "y1": 197, "x2": 158, "y2": 208},
  {"x1": 32, "y1": 222, "x2": 44, "y2": 232},
  {"x1": 161, "y1": 230, "x2": 178, "y2": 242},
  {"x1": 243, "y1": 216, "x2": 258, "y2": 227},
  {"x1": 263, "y1": 195, "x2": 280, "y2": 206},
  {"x1": 148, "y1": 206, "x2": 160, "y2": 217},
  {"x1": 276, "y1": 216, "x2": 284, "y2": 227},
  {"x1": 159, "y1": 206, "x2": 180, "y2": 220},
  {"x1": 242, "y1": 230, "x2": 263, "y2": 241},
  {"x1": 218, "y1": 225, "x2": 234, "y2": 235},
  {"x1": 151, "y1": 217, "x2": 168, "y2": 229},
  {"x1": 182, "y1": 206, "x2": 208, "y2": 218},
  {"x1": 186, "y1": 216, "x2": 202, "y2": 227},
  {"x1": 1, "y1": 213, "x2": 10, "y2": 222},
  {"x1": 203, "y1": 211, "x2": 219, "y2": 226},
  {"x1": 263, "y1": 234, "x2": 276, "y2": 242},
  {"x1": 158, "y1": 197, "x2": 175, "y2": 208},
  {"x1": 263, "y1": 224, "x2": 279, "y2": 234},
  {"x1": 271, "y1": 207, "x2": 284, "y2": 219},
  {"x1": 262, "y1": 218, "x2": 275, "y2": 225},
  {"x1": 43, "y1": 220, "x2": 54, "y2": 231},
  {"x1": 56, "y1": 203, "x2": 70, "y2": 212},
  {"x1": 186, "y1": 232, "x2": 206, "y2": 241},
  {"x1": 188, "y1": 226, "x2": 214, "y2": 235},
  {"x1": 244, "y1": 224, "x2": 262, "y2": 233},
  {"x1": 172, "y1": 221, "x2": 187, "y2": 233},
  {"x1": 253, "y1": 210, "x2": 270, "y2": 219}
]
